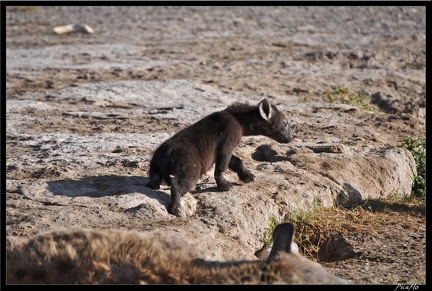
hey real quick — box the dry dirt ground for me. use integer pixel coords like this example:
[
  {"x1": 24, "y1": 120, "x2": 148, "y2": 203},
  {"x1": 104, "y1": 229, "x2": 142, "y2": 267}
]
[{"x1": 4, "y1": 6, "x2": 426, "y2": 285}]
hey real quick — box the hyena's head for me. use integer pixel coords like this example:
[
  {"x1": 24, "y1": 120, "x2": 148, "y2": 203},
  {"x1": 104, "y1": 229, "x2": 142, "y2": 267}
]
[
  {"x1": 257, "y1": 98, "x2": 295, "y2": 143},
  {"x1": 261, "y1": 223, "x2": 353, "y2": 285}
]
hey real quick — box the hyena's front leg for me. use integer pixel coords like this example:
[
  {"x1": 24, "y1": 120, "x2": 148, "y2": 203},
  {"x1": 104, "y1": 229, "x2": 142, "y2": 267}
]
[
  {"x1": 228, "y1": 155, "x2": 256, "y2": 183},
  {"x1": 214, "y1": 150, "x2": 234, "y2": 191}
]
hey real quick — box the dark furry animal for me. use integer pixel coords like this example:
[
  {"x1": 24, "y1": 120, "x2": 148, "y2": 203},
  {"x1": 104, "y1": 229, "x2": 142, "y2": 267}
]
[
  {"x1": 6, "y1": 223, "x2": 352, "y2": 284},
  {"x1": 146, "y1": 98, "x2": 295, "y2": 216}
]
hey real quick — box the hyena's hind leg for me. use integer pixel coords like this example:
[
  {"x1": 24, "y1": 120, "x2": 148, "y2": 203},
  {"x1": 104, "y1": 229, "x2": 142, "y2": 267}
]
[
  {"x1": 169, "y1": 169, "x2": 200, "y2": 217},
  {"x1": 229, "y1": 155, "x2": 256, "y2": 183}
]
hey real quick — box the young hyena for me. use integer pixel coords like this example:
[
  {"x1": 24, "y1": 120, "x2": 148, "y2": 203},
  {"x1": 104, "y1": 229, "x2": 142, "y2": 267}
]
[
  {"x1": 6, "y1": 223, "x2": 352, "y2": 284},
  {"x1": 146, "y1": 98, "x2": 295, "y2": 216}
]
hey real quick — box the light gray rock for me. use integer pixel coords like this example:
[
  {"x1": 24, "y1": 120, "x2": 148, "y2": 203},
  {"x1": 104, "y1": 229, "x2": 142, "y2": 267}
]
[{"x1": 5, "y1": 80, "x2": 417, "y2": 262}]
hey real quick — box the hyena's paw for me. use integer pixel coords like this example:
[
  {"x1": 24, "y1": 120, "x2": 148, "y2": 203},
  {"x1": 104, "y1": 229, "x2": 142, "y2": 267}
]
[
  {"x1": 217, "y1": 180, "x2": 233, "y2": 191},
  {"x1": 238, "y1": 171, "x2": 256, "y2": 183},
  {"x1": 146, "y1": 181, "x2": 160, "y2": 190},
  {"x1": 169, "y1": 201, "x2": 182, "y2": 217},
  {"x1": 169, "y1": 197, "x2": 196, "y2": 218}
]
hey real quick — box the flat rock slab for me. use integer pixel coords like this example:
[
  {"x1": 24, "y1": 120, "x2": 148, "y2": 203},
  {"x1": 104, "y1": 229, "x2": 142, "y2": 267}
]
[{"x1": 6, "y1": 78, "x2": 417, "y2": 261}]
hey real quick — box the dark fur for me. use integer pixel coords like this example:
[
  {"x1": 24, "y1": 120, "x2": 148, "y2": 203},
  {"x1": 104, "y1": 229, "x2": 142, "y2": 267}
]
[{"x1": 146, "y1": 98, "x2": 295, "y2": 216}]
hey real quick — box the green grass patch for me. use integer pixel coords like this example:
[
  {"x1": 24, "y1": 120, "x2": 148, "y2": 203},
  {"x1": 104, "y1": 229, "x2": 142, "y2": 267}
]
[
  {"x1": 262, "y1": 216, "x2": 280, "y2": 246},
  {"x1": 321, "y1": 85, "x2": 381, "y2": 113},
  {"x1": 398, "y1": 136, "x2": 426, "y2": 199}
]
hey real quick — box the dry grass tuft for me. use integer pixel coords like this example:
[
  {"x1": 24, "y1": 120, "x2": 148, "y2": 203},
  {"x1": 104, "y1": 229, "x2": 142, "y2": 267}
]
[{"x1": 284, "y1": 197, "x2": 425, "y2": 261}]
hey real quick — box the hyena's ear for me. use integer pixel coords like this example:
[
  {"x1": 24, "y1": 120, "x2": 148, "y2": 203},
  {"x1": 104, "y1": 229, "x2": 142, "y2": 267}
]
[
  {"x1": 265, "y1": 223, "x2": 295, "y2": 263},
  {"x1": 258, "y1": 98, "x2": 272, "y2": 121}
]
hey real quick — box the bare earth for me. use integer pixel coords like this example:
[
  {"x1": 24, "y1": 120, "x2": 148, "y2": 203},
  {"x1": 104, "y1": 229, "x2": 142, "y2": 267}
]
[{"x1": 4, "y1": 6, "x2": 426, "y2": 285}]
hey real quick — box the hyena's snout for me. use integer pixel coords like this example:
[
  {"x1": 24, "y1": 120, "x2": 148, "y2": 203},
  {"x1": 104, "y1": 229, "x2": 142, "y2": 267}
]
[{"x1": 273, "y1": 121, "x2": 295, "y2": 143}]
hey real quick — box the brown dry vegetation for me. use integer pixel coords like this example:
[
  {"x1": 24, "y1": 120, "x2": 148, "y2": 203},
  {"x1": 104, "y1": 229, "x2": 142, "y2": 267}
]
[{"x1": 286, "y1": 198, "x2": 426, "y2": 284}]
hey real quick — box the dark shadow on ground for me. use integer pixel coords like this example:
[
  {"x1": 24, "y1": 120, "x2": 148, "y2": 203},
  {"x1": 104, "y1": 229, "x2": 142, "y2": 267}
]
[
  {"x1": 192, "y1": 182, "x2": 243, "y2": 194},
  {"x1": 335, "y1": 183, "x2": 424, "y2": 216},
  {"x1": 344, "y1": 198, "x2": 425, "y2": 217},
  {"x1": 251, "y1": 144, "x2": 288, "y2": 162},
  {"x1": 46, "y1": 175, "x2": 171, "y2": 202}
]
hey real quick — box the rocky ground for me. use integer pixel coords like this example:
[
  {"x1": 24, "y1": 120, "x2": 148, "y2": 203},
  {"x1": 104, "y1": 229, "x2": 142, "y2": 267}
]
[{"x1": 4, "y1": 6, "x2": 426, "y2": 285}]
